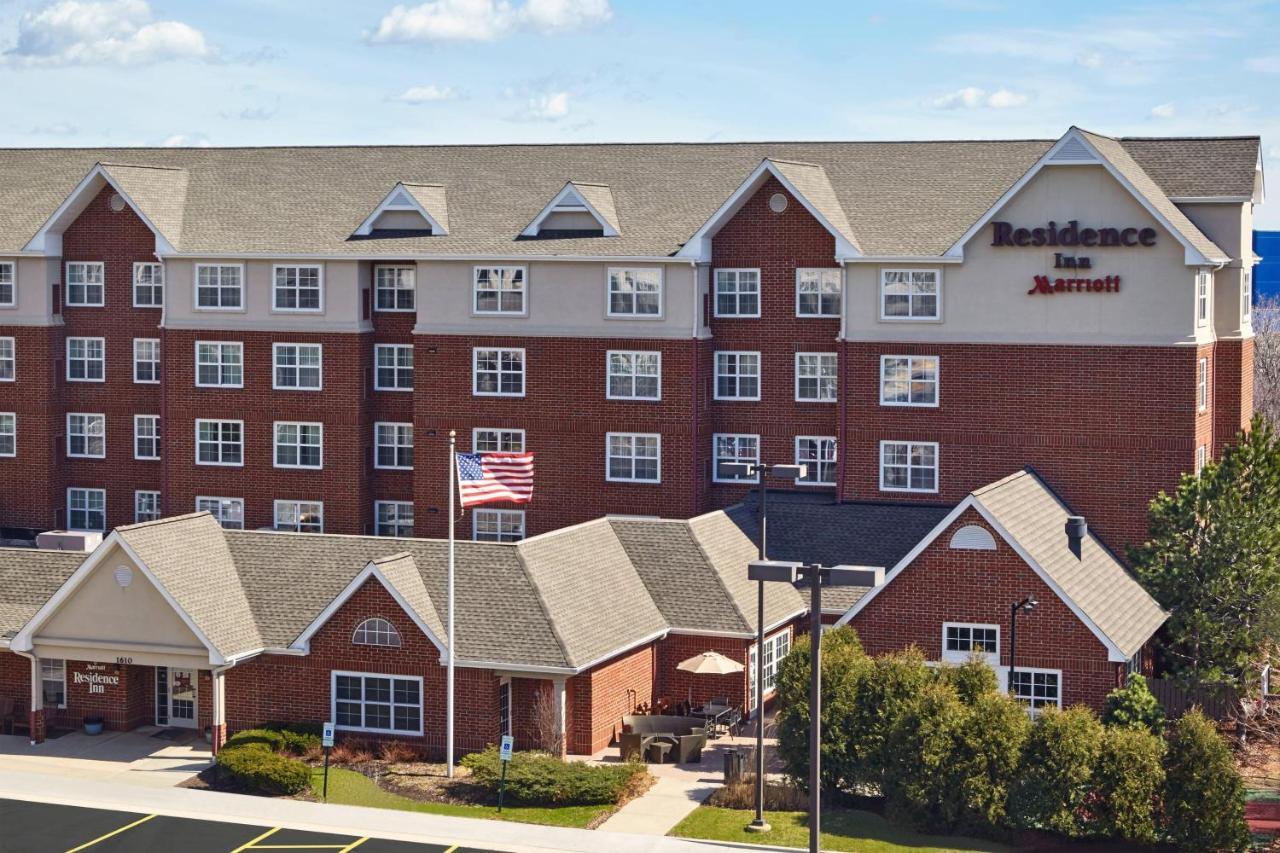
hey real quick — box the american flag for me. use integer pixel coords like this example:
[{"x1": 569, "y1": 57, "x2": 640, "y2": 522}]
[{"x1": 456, "y1": 451, "x2": 535, "y2": 507}]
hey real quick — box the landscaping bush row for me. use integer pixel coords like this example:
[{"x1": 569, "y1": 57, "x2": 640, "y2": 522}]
[
  {"x1": 461, "y1": 747, "x2": 645, "y2": 805},
  {"x1": 215, "y1": 727, "x2": 313, "y2": 795},
  {"x1": 776, "y1": 629, "x2": 1251, "y2": 851}
]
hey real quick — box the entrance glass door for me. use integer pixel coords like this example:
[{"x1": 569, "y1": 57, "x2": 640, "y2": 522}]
[{"x1": 161, "y1": 668, "x2": 198, "y2": 729}]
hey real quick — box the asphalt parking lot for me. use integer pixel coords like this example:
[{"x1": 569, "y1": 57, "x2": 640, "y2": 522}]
[{"x1": 0, "y1": 798, "x2": 502, "y2": 853}]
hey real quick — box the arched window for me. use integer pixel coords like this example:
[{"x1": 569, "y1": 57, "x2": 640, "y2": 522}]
[{"x1": 353, "y1": 617, "x2": 401, "y2": 648}]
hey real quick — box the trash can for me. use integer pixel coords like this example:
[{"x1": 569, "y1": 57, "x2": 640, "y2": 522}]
[{"x1": 723, "y1": 748, "x2": 745, "y2": 782}]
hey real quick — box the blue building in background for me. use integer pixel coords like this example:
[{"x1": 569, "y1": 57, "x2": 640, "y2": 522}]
[{"x1": 1256, "y1": 230, "x2": 1280, "y2": 302}]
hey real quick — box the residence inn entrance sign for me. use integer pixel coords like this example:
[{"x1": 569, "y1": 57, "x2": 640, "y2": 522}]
[{"x1": 991, "y1": 219, "x2": 1157, "y2": 296}]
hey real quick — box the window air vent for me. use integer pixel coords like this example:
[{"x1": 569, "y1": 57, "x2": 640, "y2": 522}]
[
  {"x1": 769, "y1": 192, "x2": 789, "y2": 213},
  {"x1": 109, "y1": 193, "x2": 126, "y2": 212},
  {"x1": 1048, "y1": 137, "x2": 1097, "y2": 164},
  {"x1": 949, "y1": 524, "x2": 997, "y2": 551}
]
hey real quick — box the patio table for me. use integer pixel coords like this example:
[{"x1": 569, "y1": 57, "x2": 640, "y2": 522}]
[{"x1": 691, "y1": 704, "x2": 735, "y2": 738}]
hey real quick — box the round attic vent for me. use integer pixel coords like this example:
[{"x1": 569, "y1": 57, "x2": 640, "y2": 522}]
[
  {"x1": 768, "y1": 192, "x2": 788, "y2": 213},
  {"x1": 114, "y1": 565, "x2": 133, "y2": 588},
  {"x1": 109, "y1": 193, "x2": 126, "y2": 212}
]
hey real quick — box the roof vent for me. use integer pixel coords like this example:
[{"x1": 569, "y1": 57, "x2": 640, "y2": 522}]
[
  {"x1": 1048, "y1": 137, "x2": 1098, "y2": 164},
  {"x1": 109, "y1": 193, "x2": 126, "y2": 212},
  {"x1": 1065, "y1": 515, "x2": 1087, "y2": 559},
  {"x1": 949, "y1": 524, "x2": 996, "y2": 551},
  {"x1": 114, "y1": 565, "x2": 134, "y2": 588},
  {"x1": 35, "y1": 530, "x2": 103, "y2": 551},
  {"x1": 769, "y1": 192, "x2": 789, "y2": 213}
]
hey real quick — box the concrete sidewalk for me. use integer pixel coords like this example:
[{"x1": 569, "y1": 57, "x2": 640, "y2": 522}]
[
  {"x1": 0, "y1": 766, "x2": 745, "y2": 853},
  {"x1": 0, "y1": 728, "x2": 210, "y2": 787}
]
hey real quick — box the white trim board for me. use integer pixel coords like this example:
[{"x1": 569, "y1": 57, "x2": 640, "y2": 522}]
[
  {"x1": 522, "y1": 182, "x2": 619, "y2": 237},
  {"x1": 22, "y1": 163, "x2": 177, "y2": 256},
  {"x1": 354, "y1": 183, "x2": 448, "y2": 236}
]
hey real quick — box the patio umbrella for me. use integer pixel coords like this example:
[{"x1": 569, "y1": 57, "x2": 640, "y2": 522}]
[{"x1": 676, "y1": 652, "x2": 745, "y2": 705}]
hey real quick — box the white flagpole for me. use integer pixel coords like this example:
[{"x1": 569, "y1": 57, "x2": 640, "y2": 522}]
[{"x1": 447, "y1": 429, "x2": 456, "y2": 777}]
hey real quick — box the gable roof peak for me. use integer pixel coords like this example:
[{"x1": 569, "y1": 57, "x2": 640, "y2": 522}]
[
  {"x1": 353, "y1": 181, "x2": 449, "y2": 237},
  {"x1": 521, "y1": 180, "x2": 620, "y2": 237}
]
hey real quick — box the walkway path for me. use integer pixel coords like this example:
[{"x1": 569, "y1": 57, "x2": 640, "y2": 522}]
[{"x1": 0, "y1": 728, "x2": 209, "y2": 787}]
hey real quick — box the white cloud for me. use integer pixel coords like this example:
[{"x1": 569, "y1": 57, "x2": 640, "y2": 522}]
[
  {"x1": 394, "y1": 84, "x2": 458, "y2": 103},
  {"x1": 3, "y1": 0, "x2": 213, "y2": 66},
  {"x1": 1075, "y1": 51, "x2": 1104, "y2": 69},
  {"x1": 162, "y1": 133, "x2": 211, "y2": 147},
  {"x1": 1247, "y1": 55, "x2": 1280, "y2": 73},
  {"x1": 927, "y1": 86, "x2": 1029, "y2": 110},
  {"x1": 1149, "y1": 102, "x2": 1176, "y2": 119},
  {"x1": 368, "y1": 0, "x2": 609, "y2": 43},
  {"x1": 519, "y1": 90, "x2": 569, "y2": 120}
]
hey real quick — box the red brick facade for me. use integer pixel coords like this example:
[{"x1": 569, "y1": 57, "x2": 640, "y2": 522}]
[{"x1": 850, "y1": 507, "x2": 1126, "y2": 711}]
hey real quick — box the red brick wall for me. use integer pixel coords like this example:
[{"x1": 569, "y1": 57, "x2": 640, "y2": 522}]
[
  {"x1": 851, "y1": 507, "x2": 1124, "y2": 711},
  {"x1": 840, "y1": 342, "x2": 1204, "y2": 550},
  {"x1": 225, "y1": 577, "x2": 501, "y2": 756},
  {"x1": 1214, "y1": 337, "x2": 1254, "y2": 455},
  {"x1": 0, "y1": 326, "x2": 62, "y2": 529},
  {"x1": 705, "y1": 177, "x2": 840, "y2": 508},
  {"x1": 655, "y1": 633, "x2": 752, "y2": 711},
  {"x1": 566, "y1": 642, "x2": 655, "y2": 755},
  {"x1": 0, "y1": 652, "x2": 28, "y2": 723},
  {"x1": 40, "y1": 662, "x2": 153, "y2": 731}
]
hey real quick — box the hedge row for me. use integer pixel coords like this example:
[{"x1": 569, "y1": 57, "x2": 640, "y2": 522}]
[
  {"x1": 461, "y1": 747, "x2": 644, "y2": 805},
  {"x1": 215, "y1": 728, "x2": 312, "y2": 795}
]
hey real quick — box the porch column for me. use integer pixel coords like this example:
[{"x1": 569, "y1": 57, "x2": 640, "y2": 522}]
[
  {"x1": 552, "y1": 677, "x2": 567, "y2": 758},
  {"x1": 28, "y1": 656, "x2": 44, "y2": 745},
  {"x1": 210, "y1": 669, "x2": 226, "y2": 755}
]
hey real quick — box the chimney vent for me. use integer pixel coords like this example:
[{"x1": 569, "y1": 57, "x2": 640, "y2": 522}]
[{"x1": 1065, "y1": 516, "x2": 1087, "y2": 559}]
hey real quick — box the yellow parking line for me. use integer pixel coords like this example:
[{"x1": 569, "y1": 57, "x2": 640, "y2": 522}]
[
  {"x1": 252, "y1": 847, "x2": 350, "y2": 850},
  {"x1": 64, "y1": 814, "x2": 157, "y2": 852},
  {"x1": 338, "y1": 840, "x2": 369, "y2": 852},
  {"x1": 443, "y1": 846, "x2": 458, "y2": 853},
  {"x1": 232, "y1": 826, "x2": 281, "y2": 851}
]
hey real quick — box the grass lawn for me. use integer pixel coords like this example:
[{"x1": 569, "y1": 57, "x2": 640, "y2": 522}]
[
  {"x1": 671, "y1": 806, "x2": 1009, "y2": 853},
  {"x1": 309, "y1": 766, "x2": 612, "y2": 828}
]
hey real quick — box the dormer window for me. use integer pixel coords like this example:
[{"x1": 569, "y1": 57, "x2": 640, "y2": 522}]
[
  {"x1": 354, "y1": 183, "x2": 448, "y2": 238},
  {"x1": 353, "y1": 617, "x2": 401, "y2": 648},
  {"x1": 522, "y1": 182, "x2": 619, "y2": 238}
]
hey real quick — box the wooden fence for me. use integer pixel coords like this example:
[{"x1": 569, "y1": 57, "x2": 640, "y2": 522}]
[{"x1": 1146, "y1": 677, "x2": 1240, "y2": 721}]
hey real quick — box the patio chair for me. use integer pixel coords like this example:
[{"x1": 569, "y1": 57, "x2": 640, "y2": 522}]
[{"x1": 619, "y1": 731, "x2": 653, "y2": 762}]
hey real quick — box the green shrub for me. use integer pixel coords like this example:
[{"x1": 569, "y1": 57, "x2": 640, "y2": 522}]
[
  {"x1": 1164, "y1": 710, "x2": 1250, "y2": 852},
  {"x1": 460, "y1": 748, "x2": 644, "y2": 806},
  {"x1": 937, "y1": 657, "x2": 999, "y2": 705},
  {"x1": 1102, "y1": 673, "x2": 1166, "y2": 735},
  {"x1": 216, "y1": 729, "x2": 310, "y2": 795},
  {"x1": 1011, "y1": 706, "x2": 1104, "y2": 836},
  {"x1": 844, "y1": 647, "x2": 933, "y2": 788},
  {"x1": 1091, "y1": 725, "x2": 1164, "y2": 844},
  {"x1": 881, "y1": 681, "x2": 968, "y2": 830},
  {"x1": 260, "y1": 722, "x2": 323, "y2": 755},
  {"x1": 946, "y1": 690, "x2": 1030, "y2": 832},
  {"x1": 775, "y1": 626, "x2": 869, "y2": 792}
]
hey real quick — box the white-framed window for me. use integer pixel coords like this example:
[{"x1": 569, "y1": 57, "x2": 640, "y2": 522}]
[
  {"x1": 606, "y1": 432, "x2": 661, "y2": 483},
  {"x1": 67, "y1": 487, "x2": 105, "y2": 531},
  {"x1": 880, "y1": 440, "x2": 939, "y2": 493},
  {"x1": 881, "y1": 269, "x2": 940, "y2": 320},
  {"x1": 713, "y1": 433, "x2": 759, "y2": 483},
  {"x1": 132, "y1": 262, "x2": 163, "y2": 307},
  {"x1": 473, "y1": 508, "x2": 526, "y2": 542},
  {"x1": 274, "y1": 422, "x2": 323, "y2": 469},
  {"x1": 0, "y1": 261, "x2": 14, "y2": 307},
  {"x1": 0, "y1": 412, "x2": 15, "y2": 457},
  {"x1": 1196, "y1": 445, "x2": 1208, "y2": 475},
  {"x1": 67, "y1": 413, "x2": 105, "y2": 458},
  {"x1": 473, "y1": 428, "x2": 525, "y2": 453},
  {"x1": 273, "y1": 343, "x2": 322, "y2": 390},
  {"x1": 1010, "y1": 668, "x2": 1062, "y2": 714},
  {"x1": 796, "y1": 268, "x2": 841, "y2": 317},
  {"x1": 375, "y1": 501, "x2": 414, "y2": 537},
  {"x1": 375, "y1": 266, "x2": 416, "y2": 312},
  {"x1": 195, "y1": 264, "x2": 243, "y2": 311},
  {"x1": 196, "y1": 496, "x2": 244, "y2": 529},
  {"x1": 607, "y1": 268, "x2": 662, "y2": 318},
  {"x1": 134, "y1": 415, "x2": 160, "y2": 460},
  {"x1": 473, "y1": 266, "x2": 526, "y2": 315},
  {"x1": 714, "y1": 268, "x2": 761, "y2": 317},
  {"x1": 195, "y1": 341, "x2": 243, "y2": 388},
  {"x1": 715, "y1": 351, "x2": 761, "y2": 400},
  {"x1": 65, "y1": 261, "x2": 104, "y2": 307},
  {"x1": 795, "y1": 352, "x2": 837, "y2": 402},
  {"x1": 66, "y1": 337, "x2": 105, "y2": 382},
  {"x1": 795, "y1": 436, "x2": 837, "y2": 486},
  {"x1": 748, "y1": 629, "x2": 791, "y2": 711},
  {"x1": 40, "y1": 658, "x2": 66, "y2": 708},
  {"x1": 942, "y1": 623, "x2": 999, "y2": 666},
  {"x1": 134, "y1": 490, "x2": 161, "y2": 523},
  {"x1": 353, "y1": 617, "x2": 402, "y2": 648},
  {"x1": 374, "y1": 344, "x2": 414, "y2": 391},
  {"x1": 473, "y1": 347, "x2": 525, "y2": 397},
  {"x1": 273, "y1": 264, "x2": 323, "y2": 312},
  {"x1": 333, "y1": 671, "x2": 423, "y2": 735},
  {"x1": 1243, "y1": 270, "x2": 1253, "y2": 324},
  {"x1": 1197, "y1": 357, "x2": 1208, "y2": 412},
  {"x1": 133, "y1": 338, "x2": 160, "y2": 384},
  {"x1": 607, "y1": 351, "x2": 661, "y2": 400},
  {"x1": 195, "y1": 419, "x2": 243, "y2": 466},
  {"x1": 499, "y1": 679, "x2": 512, "y2": 737},
  {"x1": 880, "y1": 355, "x2": 939, "y2": 407},
  {"x1": 274, "y1": 500, "x2": 324, "y2": 533},
  {"x1": 374, "y1": 422, "x2": 414, "y2": 470},
  {"x1": 0, "y1": 337, "x2": 13, "y2": 381},
  {"x1": 1196, "y1": 270, "x2": 1211, "y2": 327}
]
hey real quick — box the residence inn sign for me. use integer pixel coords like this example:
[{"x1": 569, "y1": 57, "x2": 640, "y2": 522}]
[{"x1": 991, "y1": 219, "x2": 1157, "y2": 296}]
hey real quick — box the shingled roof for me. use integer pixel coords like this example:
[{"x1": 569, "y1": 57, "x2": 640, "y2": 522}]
[
  {"x1": 0, "y1": 130, "x2": 1258, "y2": 259},
  {"x1": 0, "y1": 548, "x2": 83, "y2": 640}
]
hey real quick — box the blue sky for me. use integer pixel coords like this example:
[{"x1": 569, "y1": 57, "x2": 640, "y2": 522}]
[{"x1": 0, "y1": 0, "x2": 1276, "y2": 226}]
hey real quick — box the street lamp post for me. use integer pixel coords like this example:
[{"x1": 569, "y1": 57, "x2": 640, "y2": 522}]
[
  {"x1": 722, "y1": 460, "x2": 805, "y2": 835},
  {"x1": 1007, "y1": 595, "x2": 1038, "y2": 701},
  {"x1": 749, "y1": 560, "x2": 881, "y2": 853}
]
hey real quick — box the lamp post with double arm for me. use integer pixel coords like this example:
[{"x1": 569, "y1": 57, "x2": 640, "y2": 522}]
[{"x1": 721, "y1": 460, "x2": 806, "y2": 834}]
